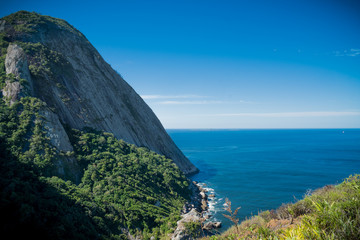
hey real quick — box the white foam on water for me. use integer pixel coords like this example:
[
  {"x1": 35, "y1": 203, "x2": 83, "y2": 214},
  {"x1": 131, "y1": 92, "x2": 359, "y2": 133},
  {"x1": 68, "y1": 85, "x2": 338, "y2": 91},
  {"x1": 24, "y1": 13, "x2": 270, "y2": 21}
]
[
  {"x1": 207, "y1": 200, "x2": 217, "y2": 213},
  {"x1": 196, "y1": 182, "x2": 227, "y2": 224}
]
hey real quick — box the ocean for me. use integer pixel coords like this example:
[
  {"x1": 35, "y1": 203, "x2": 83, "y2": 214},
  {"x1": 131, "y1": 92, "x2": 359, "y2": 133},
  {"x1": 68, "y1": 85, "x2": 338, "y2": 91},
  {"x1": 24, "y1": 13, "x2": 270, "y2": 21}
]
[{"x1": 167, "y1": 129, "x2": 360, "y2": 231}]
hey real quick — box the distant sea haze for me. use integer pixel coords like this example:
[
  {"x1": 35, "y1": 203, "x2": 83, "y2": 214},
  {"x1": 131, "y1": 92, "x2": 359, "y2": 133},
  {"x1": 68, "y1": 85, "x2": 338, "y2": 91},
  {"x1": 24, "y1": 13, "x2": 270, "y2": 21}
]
[{"x1": 168, "y1": 129, "x2": 360, "y2": 231}]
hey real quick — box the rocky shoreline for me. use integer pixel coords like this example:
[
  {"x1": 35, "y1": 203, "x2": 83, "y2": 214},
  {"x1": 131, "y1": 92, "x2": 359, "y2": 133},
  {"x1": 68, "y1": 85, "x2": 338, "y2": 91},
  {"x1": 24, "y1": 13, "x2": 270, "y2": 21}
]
[{"x1": 172, "y1": 181, "x2": 222, "y2": 240}]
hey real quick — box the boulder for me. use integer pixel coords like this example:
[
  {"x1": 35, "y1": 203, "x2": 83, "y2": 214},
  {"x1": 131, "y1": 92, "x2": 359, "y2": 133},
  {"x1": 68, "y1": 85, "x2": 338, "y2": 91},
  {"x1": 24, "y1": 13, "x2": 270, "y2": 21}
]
[{"x1": 203, "y1": 221, "x2": 222, "y2": 230}]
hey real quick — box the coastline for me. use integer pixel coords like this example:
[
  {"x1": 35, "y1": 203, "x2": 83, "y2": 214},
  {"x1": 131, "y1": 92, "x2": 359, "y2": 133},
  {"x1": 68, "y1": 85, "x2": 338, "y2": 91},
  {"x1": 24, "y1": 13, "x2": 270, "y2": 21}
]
[{"x1": 172, "y1": 181, "x2": 221, "y2": 239}]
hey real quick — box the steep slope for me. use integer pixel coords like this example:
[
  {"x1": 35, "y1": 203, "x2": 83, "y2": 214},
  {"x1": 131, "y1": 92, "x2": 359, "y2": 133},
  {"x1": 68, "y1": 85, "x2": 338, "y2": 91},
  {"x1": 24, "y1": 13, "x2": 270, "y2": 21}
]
[
  {"x1": 0, "y1": 11, "x2": 201, "y2": 238},
  {"x1": 0, "y1": 102, "x2": 192, "y2": 238},
  {"x1": 0, "y1": 10, "x2": 197, "y2": 175}
]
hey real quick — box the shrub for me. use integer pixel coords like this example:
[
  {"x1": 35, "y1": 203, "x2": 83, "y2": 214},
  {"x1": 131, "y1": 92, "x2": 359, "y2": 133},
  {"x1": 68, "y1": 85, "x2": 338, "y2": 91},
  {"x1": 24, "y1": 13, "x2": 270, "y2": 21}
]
[
  {"x1": 222, "y1": 198, "x2": 241, "y2": 234},
  {"x1": 184, "y1": 221, "x2": 202, "y2": 238}
]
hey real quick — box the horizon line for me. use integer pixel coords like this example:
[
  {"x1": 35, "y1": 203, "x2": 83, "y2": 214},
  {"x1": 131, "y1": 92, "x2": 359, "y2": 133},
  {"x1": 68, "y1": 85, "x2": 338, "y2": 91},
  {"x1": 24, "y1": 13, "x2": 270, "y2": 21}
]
[{"x1": 166, "y1": 127, "x2": 360, "y2": 130}]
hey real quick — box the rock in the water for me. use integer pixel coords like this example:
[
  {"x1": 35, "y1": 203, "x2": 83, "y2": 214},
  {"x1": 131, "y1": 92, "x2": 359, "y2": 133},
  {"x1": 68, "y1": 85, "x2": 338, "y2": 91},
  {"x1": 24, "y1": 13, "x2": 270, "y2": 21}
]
[
  {"x1": 214, "y1": 222, "x2": 222, "y2": 228},
  {"x1": 200, "y1": 191, "x2": 207, "y2": 199},
  {"x1": 203, "y1": 221, "x2": 222, "y2": 230}
]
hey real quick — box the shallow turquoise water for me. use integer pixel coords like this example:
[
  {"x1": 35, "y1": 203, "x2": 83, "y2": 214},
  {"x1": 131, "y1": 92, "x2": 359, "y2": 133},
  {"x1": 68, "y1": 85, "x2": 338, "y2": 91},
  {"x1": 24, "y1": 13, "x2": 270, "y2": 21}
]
[{"x1": 167, "y1": 129, "x2": 360, "y2": 231}]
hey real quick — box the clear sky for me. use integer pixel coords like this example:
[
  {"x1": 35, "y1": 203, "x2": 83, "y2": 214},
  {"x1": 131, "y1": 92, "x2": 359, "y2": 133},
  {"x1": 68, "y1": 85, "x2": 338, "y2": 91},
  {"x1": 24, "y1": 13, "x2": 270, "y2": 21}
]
[{"x1": 1, "y1": 0, "x2": 360, "y2": 128}]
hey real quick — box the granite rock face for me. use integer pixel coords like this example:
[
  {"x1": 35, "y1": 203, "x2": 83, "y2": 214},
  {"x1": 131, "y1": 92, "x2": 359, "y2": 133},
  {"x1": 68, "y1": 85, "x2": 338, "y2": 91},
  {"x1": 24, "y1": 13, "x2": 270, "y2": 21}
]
[
  {"x1": 1, "y1": 11, "x2": 198, "y2": 175},
  {"x1": 2, "y1": 44, "x2": 33, "y2": 105}
]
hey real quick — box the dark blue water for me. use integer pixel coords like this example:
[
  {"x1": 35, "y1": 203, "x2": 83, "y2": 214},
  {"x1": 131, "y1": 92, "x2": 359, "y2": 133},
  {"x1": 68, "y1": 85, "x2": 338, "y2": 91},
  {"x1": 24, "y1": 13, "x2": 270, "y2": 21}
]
[{"x1": 167, "y1": 129, "x2": 360, "y2": 231}]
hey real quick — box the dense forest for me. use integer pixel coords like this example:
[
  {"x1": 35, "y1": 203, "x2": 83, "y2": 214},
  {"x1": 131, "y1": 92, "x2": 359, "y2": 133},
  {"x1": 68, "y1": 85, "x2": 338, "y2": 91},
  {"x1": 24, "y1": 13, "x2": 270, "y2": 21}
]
[{"x1": 0, "y1": 96, "x2": 191, "y2": 239}]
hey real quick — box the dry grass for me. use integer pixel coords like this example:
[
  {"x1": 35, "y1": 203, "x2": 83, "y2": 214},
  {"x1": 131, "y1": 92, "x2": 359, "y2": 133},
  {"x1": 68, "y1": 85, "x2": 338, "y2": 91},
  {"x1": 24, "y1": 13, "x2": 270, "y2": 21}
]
[{"x1": 201, "y1": 174, "x2": 360, "y2": 240}]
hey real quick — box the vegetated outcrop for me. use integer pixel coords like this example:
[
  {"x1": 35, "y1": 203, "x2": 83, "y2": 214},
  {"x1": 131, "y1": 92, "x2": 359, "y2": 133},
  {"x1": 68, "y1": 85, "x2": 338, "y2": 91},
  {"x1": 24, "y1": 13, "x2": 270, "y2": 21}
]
[
  {"x1": 172, "y1": 182, "x2": 221, "y2": 240},
  {"x1": 0, "y1": 10, "x2": 197, "y2": 175}
]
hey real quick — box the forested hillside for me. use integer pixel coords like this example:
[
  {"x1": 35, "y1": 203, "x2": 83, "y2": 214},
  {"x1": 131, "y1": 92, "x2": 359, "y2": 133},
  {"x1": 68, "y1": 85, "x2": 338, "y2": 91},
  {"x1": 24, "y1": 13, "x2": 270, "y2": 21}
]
[{"x1": 0, "y1": 96, "x2": 191, "y2": 239}]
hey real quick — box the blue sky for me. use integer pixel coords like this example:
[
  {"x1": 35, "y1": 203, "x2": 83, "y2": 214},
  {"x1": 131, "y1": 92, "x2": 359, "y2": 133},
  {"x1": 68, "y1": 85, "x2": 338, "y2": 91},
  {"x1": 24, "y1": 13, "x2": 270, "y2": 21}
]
[{"x1": 1, "y1": 0, "x2": 360, "y2": 128}]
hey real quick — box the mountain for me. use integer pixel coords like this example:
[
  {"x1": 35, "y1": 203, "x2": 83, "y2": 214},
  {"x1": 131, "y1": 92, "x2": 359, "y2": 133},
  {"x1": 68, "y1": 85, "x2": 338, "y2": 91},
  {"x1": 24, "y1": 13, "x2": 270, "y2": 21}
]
[
  {"x1": 0, "y1": 11, "x2": 199, "y2": 239},
  {"x1": 0, "y1": 10, "x2": 197, "y2": 176}
]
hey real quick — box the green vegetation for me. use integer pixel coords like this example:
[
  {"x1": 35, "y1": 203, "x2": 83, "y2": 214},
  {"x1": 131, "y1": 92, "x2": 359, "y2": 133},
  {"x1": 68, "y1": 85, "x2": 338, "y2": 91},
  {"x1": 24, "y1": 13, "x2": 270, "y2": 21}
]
[
  {"x1": 0, "y1": 97, "x2": 56, "y2": 173},
  {"x1": 0, "y1": 94, "x2": 191, "y2": 239},
  {"x1": 2, "y1": 10, "x2": 82, "y2": 35},
  {"x1": 69, "y1": 128, "x2": 191, "y2": 236},
  {"x1": 204, "y1": 175, "x2": 360, "y2": 240},
  {"x1": 184, "y1": 221, "x2": 202, "y2": 238},
  {"x1": 14, "y1": 41, "x2": 72, "y2": 82}
]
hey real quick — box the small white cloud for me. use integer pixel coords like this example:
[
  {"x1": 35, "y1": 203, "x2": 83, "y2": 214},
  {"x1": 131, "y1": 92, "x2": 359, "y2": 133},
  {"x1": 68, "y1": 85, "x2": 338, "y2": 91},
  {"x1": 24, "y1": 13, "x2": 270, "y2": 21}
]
[
  {"x1": 142, "y1": 94, "x2": 252, "y2": 105},
  {"x1": 141, "y1": 95, "x2": 166, "y2": 100},
  {"x1": 348, "y1": 49, "x2": 360, "y2": 56},
  {"x1": 334, "y1": 48, "x2": 360, "y2": 57},
  {"x1": 141, "y1": 94, "x2": 206, "y2": 100},
  {"x1": 158, "y1": 100, "x2": 224, "y2": 105},
  {"x1": 208, "y1": 111, "x2": 360, "y2": 117}
]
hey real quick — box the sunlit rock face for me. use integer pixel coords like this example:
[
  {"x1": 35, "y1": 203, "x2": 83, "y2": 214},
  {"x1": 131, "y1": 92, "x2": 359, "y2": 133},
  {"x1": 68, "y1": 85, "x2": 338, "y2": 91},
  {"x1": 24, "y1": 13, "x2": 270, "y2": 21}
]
[{"x1": 1, "y1": 11, "x2": 198, "y2": 175}]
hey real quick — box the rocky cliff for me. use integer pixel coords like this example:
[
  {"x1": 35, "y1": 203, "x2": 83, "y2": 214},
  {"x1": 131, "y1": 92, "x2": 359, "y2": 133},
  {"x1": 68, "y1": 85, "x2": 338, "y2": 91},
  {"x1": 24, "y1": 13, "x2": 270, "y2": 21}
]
[{"x1": 0, "y1": 11, "x2": 197, "y2": 175}]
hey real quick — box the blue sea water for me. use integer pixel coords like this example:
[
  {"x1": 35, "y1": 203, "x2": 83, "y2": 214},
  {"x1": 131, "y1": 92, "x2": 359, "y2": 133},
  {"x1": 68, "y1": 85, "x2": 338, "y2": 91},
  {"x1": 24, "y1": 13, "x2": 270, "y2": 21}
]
[{"x1": 167, "y1": 129, "x2": 360, "y2": 231}]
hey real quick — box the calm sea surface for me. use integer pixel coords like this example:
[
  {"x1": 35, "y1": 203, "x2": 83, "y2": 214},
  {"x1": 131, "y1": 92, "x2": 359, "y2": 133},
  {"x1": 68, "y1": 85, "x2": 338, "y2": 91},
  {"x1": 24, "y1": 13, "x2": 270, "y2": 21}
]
[{"x1": 167, "y1": 129, "x2": 360, "y2": 231}]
